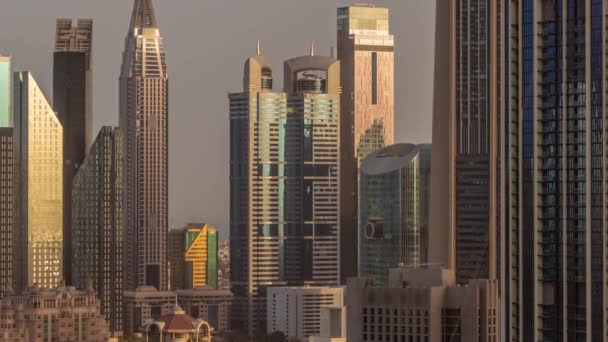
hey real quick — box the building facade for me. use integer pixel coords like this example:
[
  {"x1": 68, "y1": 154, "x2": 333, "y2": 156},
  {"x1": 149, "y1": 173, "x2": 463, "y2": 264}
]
[
  {"x1": 0, "y1": 56, "x2": 10, "y2": 126},
  {"x1": 71, "y1": 126, "x2": 123, "y2": 334},
  {"x1": 346, "y1": 268, "x2": 498, "y2": 342},
  {"x1": 177, "y1": 287, "x2": 233, "y2": 332},
  {"x1": 337, "y1": 4, "x2": 395, "y2": 282},
  {"x1": 308, "y1": 306, "x2": 347, "y2": 342},
  {"x1": 120, "y1": 0, "x2": 169, "y2": 291},
  {"x1": 267, "y1": 286, "x2": 344, "y2": 341},
  {"x1": 168, "y1": 223, "x2": 218, "y2": 290},
  {"x1": 123, "y1": 286, "x2": 176, "y2": 336},
  {"x1": 229, "y1": 49, "x2": 340, "y2": 333},
  {"x1": 14, "y1": 72, "x2": 63, "y2": 290},
  {"x1": 53, "y1": 18, "x2": 93, "y2": 286},
  {"x1": 0, "y1": 286, "x2": 110, "y2": 342},
  {"x1": 431, "y1": 0, "x2": 500, "y2": 283},
  {"x1": 500, "y1": 1, "x2": 608, "y2": 340},
  {"x1": 359, "y1": 144, "x2": 431, "y2": 286},
  {"x1": 141, "y1": 304, "x2": 213, "y2": 342},
  {"x1": 0, "y1": 128, "x2": 14, "y2": 300}
]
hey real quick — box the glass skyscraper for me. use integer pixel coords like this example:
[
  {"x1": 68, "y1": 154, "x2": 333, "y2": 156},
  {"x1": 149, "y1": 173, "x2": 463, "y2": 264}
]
[
  {"x1": 14, "y1": 72, "x2": 63, "y2": 289},
  {"x1": 359, "y1": 144, "x2": 431, "y2": 286},
  {"x1": 0, "y1": 57, "x2": 13, "y2": 299},
  {"x1": 229, "y1": 48, "x2": 340, "y2": 333},
  {"x1": 72, "y1": 126, "x2": 123, "y2": 334},
  {"x1": 501, "y1": 1, "x2": 608, "y2": 340},
  {"x1": 0, "y1": 56, "x2": 10, "y2": 127},
  {"x1": 120, "y1": 0, "x2": 169, "y2": 291}
]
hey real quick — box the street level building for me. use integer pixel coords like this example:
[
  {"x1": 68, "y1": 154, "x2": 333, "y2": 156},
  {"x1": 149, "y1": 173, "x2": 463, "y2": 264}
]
[
  {"x1": 346, "y1": 267, "x2": 498, "y2": 342},
  {"x1": 267, "y1": 286, "x2": 344, "y2": 341},
  {"x1": 123, "y1": 286, "x2": 176, "y2": 336},
  {"x1": 177, "y1": 287, "x2": 233, "y2": 333}
]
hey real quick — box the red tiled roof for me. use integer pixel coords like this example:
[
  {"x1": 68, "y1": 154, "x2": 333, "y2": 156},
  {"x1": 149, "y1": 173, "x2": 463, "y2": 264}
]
[{"x1": 157, "y1": 313, "x2": 196, "y2": 331}]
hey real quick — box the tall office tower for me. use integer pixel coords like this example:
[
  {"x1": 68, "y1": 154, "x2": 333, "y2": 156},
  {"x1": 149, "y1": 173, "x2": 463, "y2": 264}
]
[
  {"x1": 168, "y1": 223, "x2": 219, "y2": 290},
  {"x1": 120, "y1": 0, "x2": 169, "y2": 291},
  {"x1": 13, "y1": 72, "x2": 63, "y2": 289},
  {"x1": 359, "y1": 144, "x2": 431, "y2": 286},
  {"x1": 72, "y1": 126, "x2": 123, "y2": 333},
  {"x1": 53, "y1": 18, "x2": 93, "y2": 286},
  {"x1": 337, "y1": 5, "x2": 394, "y2": 282},
  {"x1": 501, "y1": 1, "x2": 608, "y2": 341},
  {"x1": 229, "y1": 48, "x2": 340, "y2": 333},
  {"x1": 0, "y1": 128, "x2": 14, "y2": 299},
  {"x1": 430, "y1": 0, "x2": 499, "y2": 283},
  {"x1": 0, "y1": 57, "x2": 14, "y2": 299}
]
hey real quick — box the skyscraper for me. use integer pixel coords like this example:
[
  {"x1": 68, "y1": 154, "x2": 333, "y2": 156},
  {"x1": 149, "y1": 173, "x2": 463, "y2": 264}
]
[
  {"x1": 359, "y1": 144, "x2": 431, "y2": 286},
  {"x1": 0, "y1": 56, "x2": 14, "y2": 299},
  {"x1": 337, "y1": 5, "x2": 394, "y2": 282},
  {"x1": 53, "y1": 18, "x2": 93, "y2": 286},
  {"x1": 72, "y1": 126, "x2": 123, "y2": 333},
  {"x1": 430, "y1": 0, "x2": 499, "y2": 283},
  {"x1": 229, "y1": 47, "x2": 340, "y2": 333},
  {"x1": 168, "y1": 223, "x2": 219, "y2": 290},
  {"x1": 14, "y1": 71, "x2": 63, "y2": 289},
  {"x1": 501, "y1": 1, "x2": 608, "y2": 340},
  {"x1": 120, "y1": 0, "x2": 169, "y2": 291}
]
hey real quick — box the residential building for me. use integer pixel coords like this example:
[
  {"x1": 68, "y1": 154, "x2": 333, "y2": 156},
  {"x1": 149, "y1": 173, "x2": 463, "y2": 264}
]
[
  {"x1": 359, "y1": 143, "x2": 431, "y2": 286},
  {"x1": 430, "y1": 0, "x2": 499, "y2": 283},
  {"x1": 120, "y1": 0, "x2": 169, "y2": 291},
  {"x1": 337, "y1": 4, "x2": 395, "y2": 282},
  {"x1": 0, "y1": 285, "x2": 110, "y2": 341},
  {"x1": 168, "y1": 223, "x2": 218, "y2": 290},
  {"x1": 123, "y1": 286, "x2": 176, "y2": 336},
  {"x1": 267, "y1": 286, "x2": 344, "y2": 341},
  {"x1": 177, "y1": 287, "x2": 233, "y2": 332},
  {"x1": 71, "y1": 126, "x2": 123, "y2": 334},
  {"x1": 500, "y1": 1, "x2": 608, "y2": 340},
  {"x1": 346, "y1": 267, "x2": 498, "y2": 342},
  {"x1": 0, "y1": 127, "x2": 14, "y2": 300},
  {"x1": 13, "y1": 71, "x2": 63, "y2": 290},
  {"x1": 53, "y1": 18, "x2": 93, "y2": 286},
  {"x1": 229, "y1": 46, "x2": 341, "y2": 333}
]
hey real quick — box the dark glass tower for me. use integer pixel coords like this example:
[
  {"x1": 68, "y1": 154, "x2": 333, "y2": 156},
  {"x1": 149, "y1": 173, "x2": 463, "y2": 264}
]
[
  {"x1": 501, "y1": 0, "x2": 607, "y2": 340},
  {"x1": 53, "y1": 18, "x2": 92, "y2": 286},
  {"x1": 120, "y1": 0, "x2": 169, "y2": 291}
]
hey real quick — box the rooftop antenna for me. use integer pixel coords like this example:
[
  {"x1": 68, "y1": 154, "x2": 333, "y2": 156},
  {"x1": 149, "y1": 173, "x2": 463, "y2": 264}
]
[
  {"x1": 310, "y1": 40, "x2": 315, "y2": 56},
  {"x1": 256, "y1": 39, "x2": 261, "y2": 55}
]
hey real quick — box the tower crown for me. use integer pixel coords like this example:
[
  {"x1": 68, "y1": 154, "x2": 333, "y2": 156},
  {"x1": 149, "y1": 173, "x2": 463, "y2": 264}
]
[{"x1": 129, "y1": 0, "x2": 158, "y2": 31}]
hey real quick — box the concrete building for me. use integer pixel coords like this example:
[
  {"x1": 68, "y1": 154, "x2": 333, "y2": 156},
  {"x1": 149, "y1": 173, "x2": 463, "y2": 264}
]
[
  {"x1": 308, "y1": 306, "x2": 347, "y2": 342},
  {"x1": 177, "y1": 287, "x2": 233, "y2": 332},
  {"x1": 0, "y1": 285, "x2": 109, "y2": 341},
  {"x1": 229, "y1": 45, "x2": 340, "y2": 333},
  {"x1": 120, "y1": 0, "x2": 169, "y2": 291},
  {"x1": 53, "y1": 18, "x2": 93, "y2": 286},
  {"x1": 168, "y1": 223, "x2": 218, "y2": 290},
  {"x1": 14, "y1": 71, "x2": 63, "y2": 290},
  {"x1": 500, "y1": 1, "x2": 608, "y2": 340},
  {"x1": 0, "y1": 127, "x2": 14, "y2": 300},
  {"x1": 346, "y1": 267, "x2": 498, "y2": 342},
  {"x1": 337, "y1": 4, "x2": 395, "y2": 283},
  {"x1": 267, "y1": 286, "x2": 344, "y2": 341},
  {"x1": 430, "y1": 0, "x2": 499, "y2": 283},
  {"x1": 359, "y1": 144, "x2": 431, "y2": 286},
  {"x1": 71, "y1": 126, "x2": 123, "y2": 334},
  {"x1": 123, "y1": 286, "x2": 176, "y2": 336}
]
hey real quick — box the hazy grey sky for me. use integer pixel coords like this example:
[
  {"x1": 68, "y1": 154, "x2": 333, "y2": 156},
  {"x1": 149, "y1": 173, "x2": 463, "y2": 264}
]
[{"x1": 0, "y1": 0, "x2": 436, "y2": 239}]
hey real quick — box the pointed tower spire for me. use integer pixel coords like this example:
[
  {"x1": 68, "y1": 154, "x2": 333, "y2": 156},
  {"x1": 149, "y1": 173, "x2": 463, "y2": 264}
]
[
  {"x1": 130, "y1": 0, "x2": 158, "y2": 30},
  {"x1": 310, "y1": 40, "x2": 315, "y2": 56},
  {"x1": 256, "y1": 40, "x2": 261, "y2": 56}
]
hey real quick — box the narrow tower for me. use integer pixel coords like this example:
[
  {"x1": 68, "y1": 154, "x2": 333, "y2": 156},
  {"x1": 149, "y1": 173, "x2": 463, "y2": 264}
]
[
  {"x1": 120, "y1": 0, "x2": 168, "y2": 291},
  {"x1": 53, "y1": 18, "x2": 92, "y2": 286}
]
